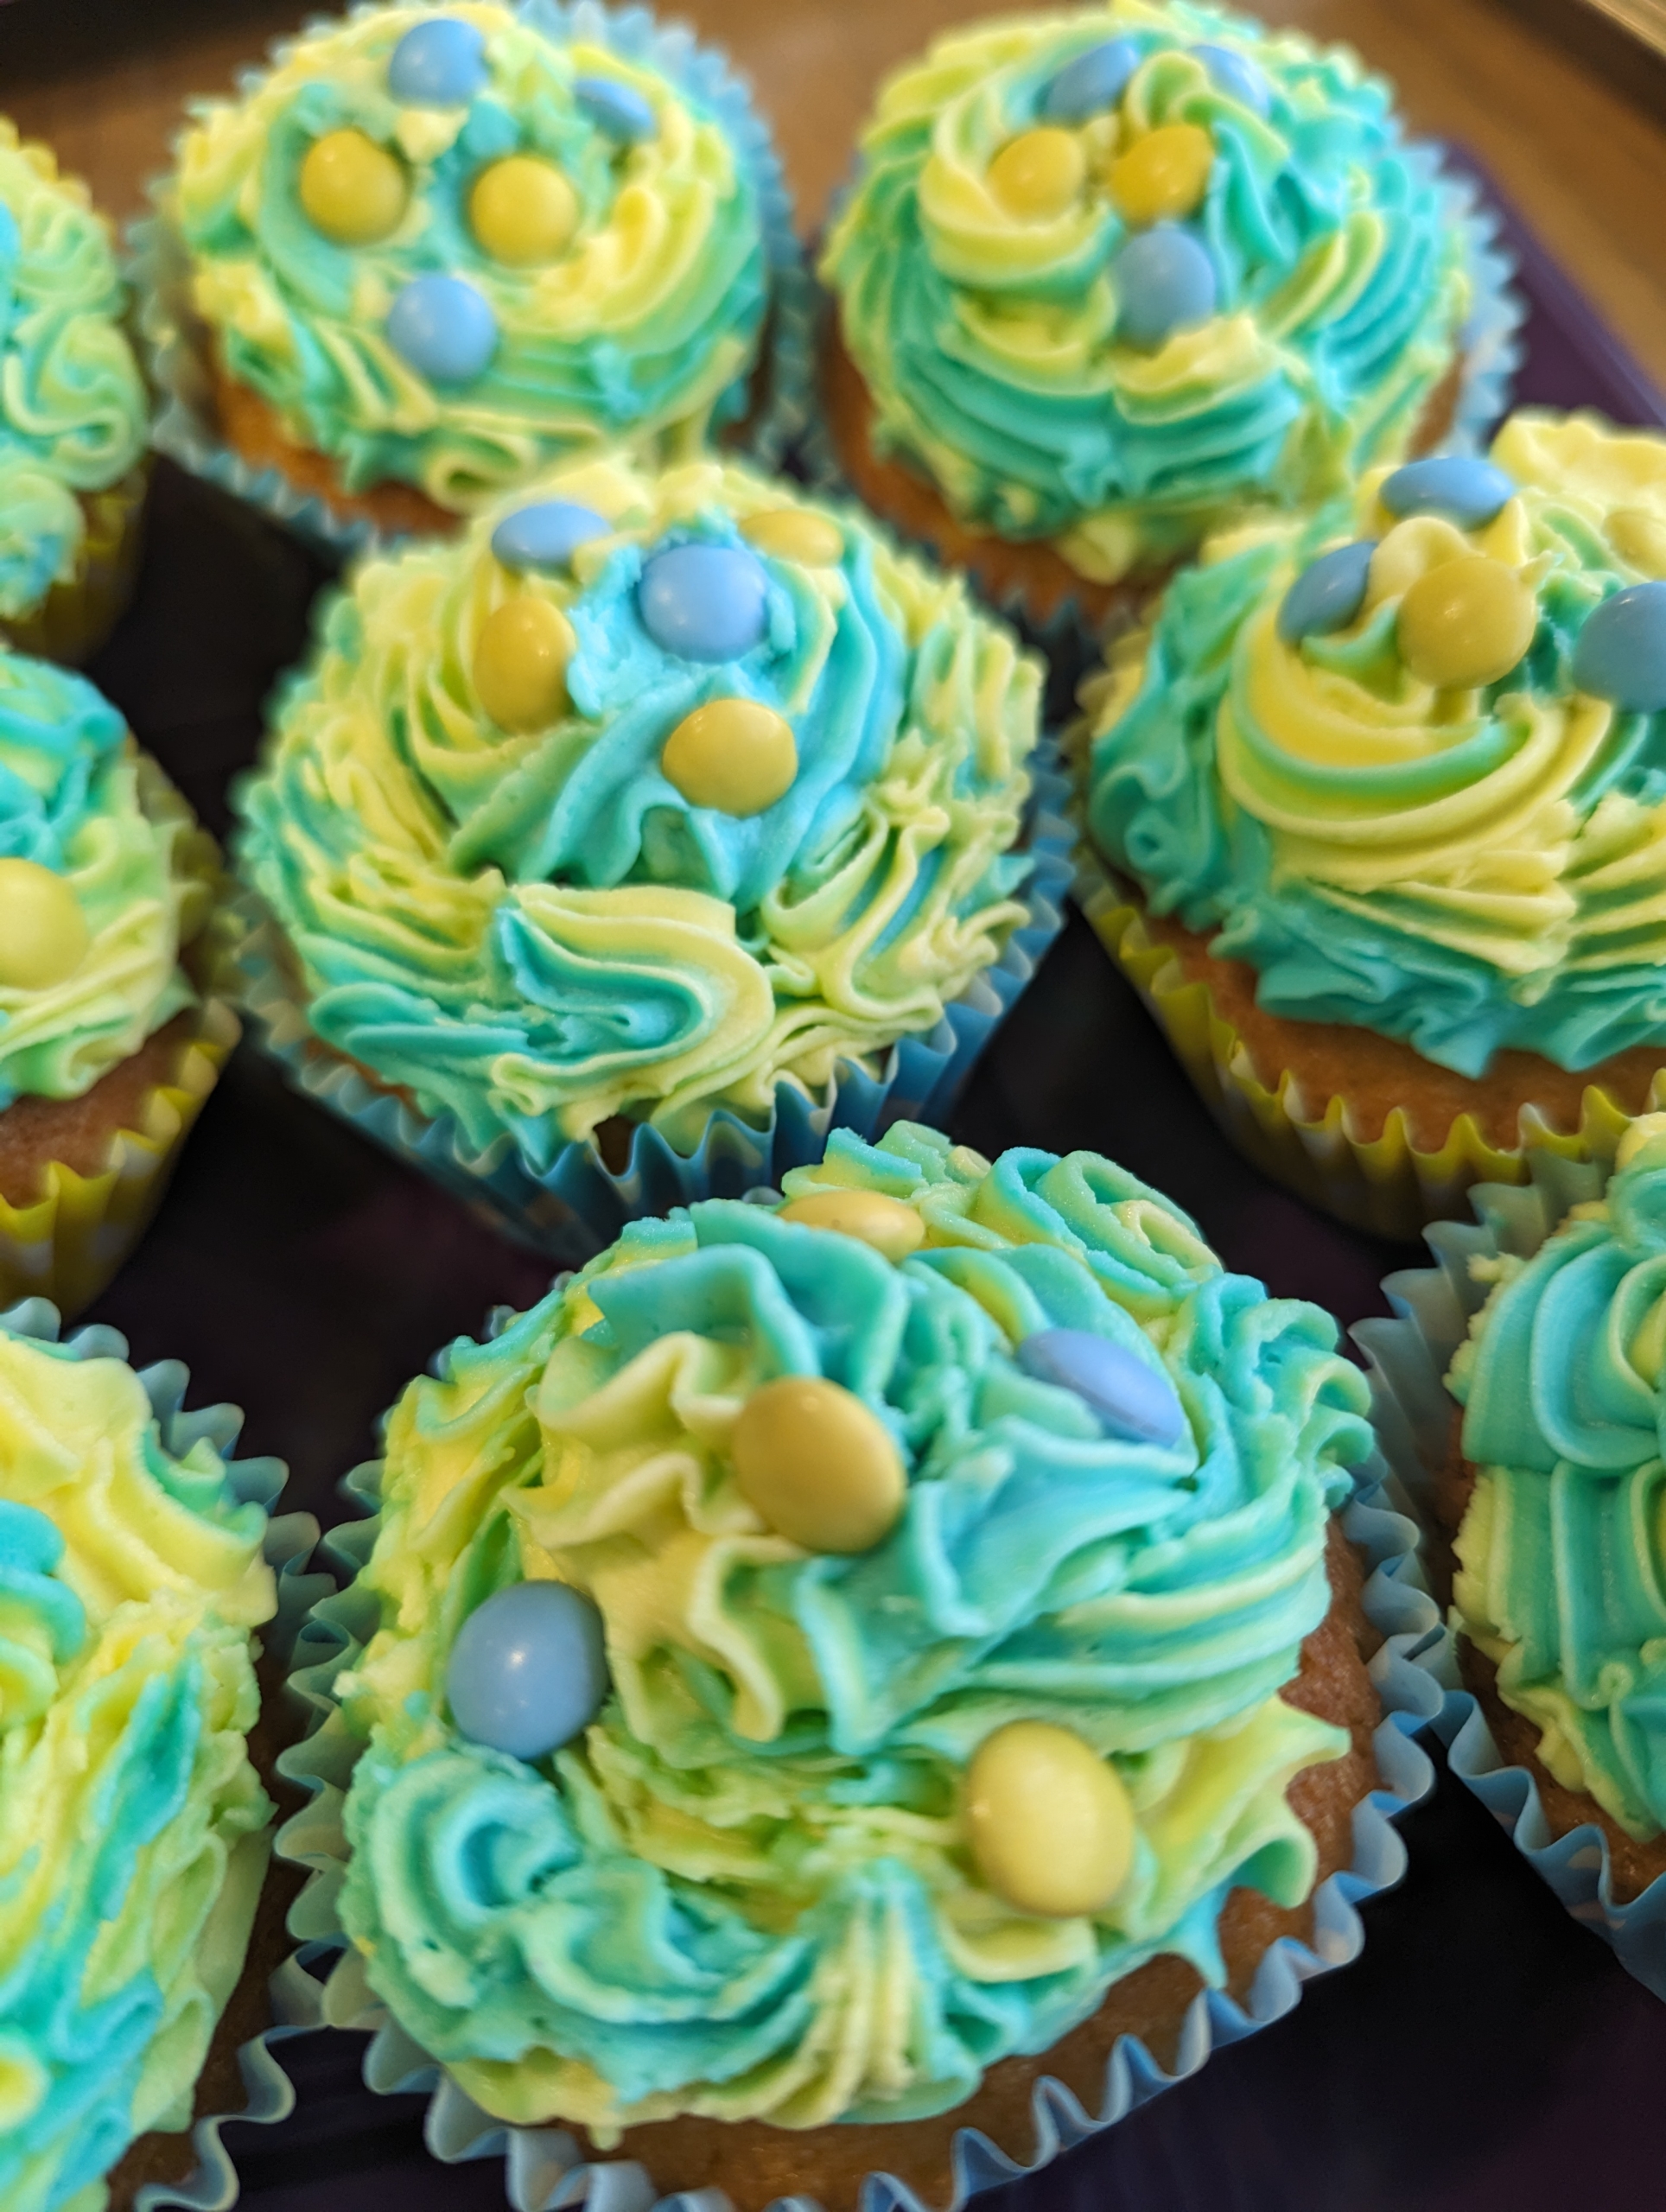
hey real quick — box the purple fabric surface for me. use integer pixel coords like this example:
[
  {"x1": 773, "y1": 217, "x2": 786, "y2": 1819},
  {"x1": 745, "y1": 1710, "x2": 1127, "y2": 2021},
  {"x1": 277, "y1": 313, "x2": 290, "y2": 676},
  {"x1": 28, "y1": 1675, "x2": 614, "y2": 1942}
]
[{"x1": 72, "y1": 162, "x2": 1666, "y2": 2209}]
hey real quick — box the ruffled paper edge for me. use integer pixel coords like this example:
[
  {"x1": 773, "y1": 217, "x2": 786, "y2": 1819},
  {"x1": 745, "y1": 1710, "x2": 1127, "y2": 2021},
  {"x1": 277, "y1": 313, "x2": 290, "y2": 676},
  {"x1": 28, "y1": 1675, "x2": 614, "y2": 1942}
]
[{"x1": 125, "y1": 0, "x2": 811, "y2": 559}]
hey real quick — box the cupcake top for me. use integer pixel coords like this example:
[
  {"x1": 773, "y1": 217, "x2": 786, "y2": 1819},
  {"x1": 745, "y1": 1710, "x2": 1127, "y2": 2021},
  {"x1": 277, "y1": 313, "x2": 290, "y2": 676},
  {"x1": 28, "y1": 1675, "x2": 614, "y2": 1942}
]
[
  {"x1": 0, "y1": 649, "x2": 213, "y2": 1109},
  {"x1": 0, "y1": 123, "x2": 148, "y2": 626},
  {"x1": 1085, "y1": 410, "x2": 1666, "y2": 1078},
  {"x1": 234, "y1": 454, "x2": 1042, "y2": 1162},
  {"x1": 819, "y1": 0, "x2": 1472, "y2": 584},
  {"x1": 333, "y1": 1121, "x2": 1371, "y2": 2135},
  {"x1": 170, "y1": 1, "x2": 780, "y2": 511},
  {"x1": 0, "y1": 1316, "x2": 277, "y2": 2208}
]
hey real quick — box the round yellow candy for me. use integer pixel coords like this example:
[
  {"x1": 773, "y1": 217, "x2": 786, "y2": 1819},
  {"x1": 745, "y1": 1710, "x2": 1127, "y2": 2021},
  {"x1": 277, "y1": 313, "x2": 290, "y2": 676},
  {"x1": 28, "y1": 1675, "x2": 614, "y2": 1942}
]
[
  {"x1": 1396, "y1": 555, "x2": 1536, "y2": 690},
  {"x1": 473, "y1": 598, "x2": 574, "y2": 732},
  {"x1": 661, "y1": 698, "x2": 797, "y2": 817},
  {"x1": 1108, "y1": 122, "x2": 1215, "y2": 226},
  {"x1": 989, "y1": 127, "x2": 1086, "y2": 222},
  {"x1": 730, "y1": 1376, "x2": 906, "y2": 1554},
  {"x1": 468, "y1": 155, "x2": 579, "y2": 266},
  {"x1": 1610, "y1": 506, "x2": 1666, "y2": 580},
  {"x1": 740, "y1": 510, "x2": 844, "y2": 567},
  {"x1": 965, "y1": 1720, "x2": 1135, "y2": 1918},
  {"x1": 0, "y1": 858, "x2": 90, "y2": 990},
  {"x1": 777, "y1": 1188, "x2": 925, "y2": 1262},
  {"x1": 298, "y1": 130, "x2": 409, "y2": 246}
]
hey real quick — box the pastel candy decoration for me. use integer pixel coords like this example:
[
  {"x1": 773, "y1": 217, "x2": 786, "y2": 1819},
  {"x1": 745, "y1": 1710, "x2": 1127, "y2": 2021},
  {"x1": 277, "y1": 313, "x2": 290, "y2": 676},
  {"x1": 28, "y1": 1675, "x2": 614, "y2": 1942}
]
[
  {"x1": 1112, "y1": 225, "x2": 1217, "y2": 348},
  {"x1": 730, "y1": 1376, "x2": 906, "y2": 1554},
  {"x1": 445, "y1": 1580, "x2": 609, "y2": 1762},
  {"x1": 1192, "y1": 42, "x2": 1271, "y2": 117},
  {"x1": 1277, "y1": 539, "x2": 1377, "y2": 645},
  {"x1": 661, "y1": 698, "x2": 797, "y2": 817},
  {"x1": 1040, "y1": 36, "x2": 1143, "y2": 122},
  {"x1": 574, "y1": 74, "x2": 656, "y2": 143},
  {"x1": 1108, "y1": 123, "x2": 1214, "y2": 226},
  {"x1": 989, "y1": 128, "x2": 1086, "y2": 221},
  {"x1": 388, "y1": 16, "x2": 489, "y2": 105},
  {"x1": 1573, "y1": 580, "x2": 1666, "y2": 711},
  {"x1": 1396, "y1": 554, "x2": 1536, "y2": 690},
  {"x1": 1381, "y1": 454, "x2": 1515, "y2": 531},
  {"x1": 469, "y1": 155, "x2": 578, "y2": 264},
  {"x1": 386, "y1": 272, "x2": 498, "y2": 384},
  {"x1": 1015, "y1": 1327, "x2": 1186, "y2": 1446},
  {"x1": 0, "y1": 858, "x2": 90, "y2": 990},
  {"x1": 298, "y1": 130, "x2": 409, "y2": 245},
  {"x1": 775, "y1": 1187, "x2": 925, "y2": 1261},
  {"x1": 639, "y1": 543, "x2": 769, "y2": 661},
  {"x1": 473, "y1": 598, "x2": 574, "y2": 732},
  {"x1": 965, "y1": 1719, "x2": 1136, "y2": 1917},
  {"x1": 491, "y1": 499, "x2": 611, "y2": 573},
  {"x1": 740, "y1": 509, "x2": 843, "y2": 566}
]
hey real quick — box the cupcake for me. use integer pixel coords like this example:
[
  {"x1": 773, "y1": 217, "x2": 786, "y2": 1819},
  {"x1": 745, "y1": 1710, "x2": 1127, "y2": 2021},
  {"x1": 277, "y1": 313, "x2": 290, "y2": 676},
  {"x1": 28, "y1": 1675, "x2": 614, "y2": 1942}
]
[
  {"x1": 0, "y1": 645, "x2": 236, "y2": 1315},
  {"x1": 1080, "y1": 408, "x2": 1666, "y2": 1240},
  {"x1": 227, "y1": 452, "x2": 1067, "y2": 1256},
  {"x1": 817, "y1": 3, "x2": 1509, "y2": 639},
  {"x1": 284, "y1": 1118, "x2": 1389, "y2": 2210},
  {"x1": 138, "y1": 1, "x2": 804, "y2": 550},
  {"x1": 0, "y1": 121, "x2": 149, "y2": 664}
]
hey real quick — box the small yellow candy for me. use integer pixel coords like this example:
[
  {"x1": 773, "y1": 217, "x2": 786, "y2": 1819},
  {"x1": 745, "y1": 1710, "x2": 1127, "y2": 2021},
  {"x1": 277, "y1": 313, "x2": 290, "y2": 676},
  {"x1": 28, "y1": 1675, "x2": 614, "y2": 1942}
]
[
  {"x1": 777, "y1": 1188, "x2": 925, "y2": 1262},
  {"x1": 1396, "y1": 555, "x2": 1536, "y2": 690},
  {"x1": 298, "y1": 129, "x2": 410, "y2": 246},
  {"x1": 1107, "y1": 122, "x2": 1215, "y2": 226},
  {"x1": 1610, "y1": 507, "x2": 1666, "y2": 580},
  {"x1": 730, "y1": 1376, "x2": 906, "y2": 1554},
  {"x1": 468, "y1": 155, "x2": 579, "y2": 265},
  {"x1": 473, "y1": 598, "x2": 574, "y2": 732},
  {"x1": 966, "y1": 1720, "x2": 1135, "y2": 1918},
  {"x1": 0, "y1": 858, "x2": 90, "y2": 990},
  {"x1": 1618, "y1": 1112, "x2": 1666, "y2": 1171},
  {"x1": 740, "y1": 510, "x2": 844, "y2": 567},
  {"x1": 989, "y1": 127, "x2": 1087, "y2": 222},
  {"x1": 661, "y1": 698, "x2": 797, "y2": 817}
]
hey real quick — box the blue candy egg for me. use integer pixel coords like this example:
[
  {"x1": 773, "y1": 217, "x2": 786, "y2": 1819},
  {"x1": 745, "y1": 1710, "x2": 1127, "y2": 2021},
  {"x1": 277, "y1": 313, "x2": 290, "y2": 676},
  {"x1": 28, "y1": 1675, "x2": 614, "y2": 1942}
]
[
  {"x1": 1192, "y1": 42, "x2": 1271, "y2": 117},
  {"x1": 446, "y1": 1580, "x2": 609, "y2": 1761},
  {"x1": 1112, "y1": 225, "x2": 1217, "y2": 349},
  {"x1": 1016, "y1": 1329, "x2": 1186, "y2": 1447},
  {"x1": 1277, "y1": 539, "x2": 1377, "y2": 645},
  {"x1": 1573, "y1": 581, "x2": 1666, "y2": 712},
  {"x1": 492, "y1": 499, "x2": 611, "y2": 572},
  {"x1": 386, "y1": 274, "x2": 498, "y2": 385},
  {"x1": 574, "y1": 74, "x2": 657, "y2": 143},
  {"x1": 387, "y1": 16, "x2": 488, "y2": 105},
  {"x1": 639, "y1": 543, "x2": 770, "y2": 661},
  {"x1": 1040, "y1": 36, "x2": 1143, "y2": 121},
  {"x1": 1380, "y1": 454, "x2": 1515, "y2": 530}
]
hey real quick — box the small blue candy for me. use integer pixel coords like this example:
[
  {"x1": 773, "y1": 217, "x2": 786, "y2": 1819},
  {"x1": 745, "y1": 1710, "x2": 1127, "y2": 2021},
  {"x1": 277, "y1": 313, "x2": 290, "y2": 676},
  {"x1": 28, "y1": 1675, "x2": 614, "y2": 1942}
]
[
  {"x1": 1573, "y1": 581, "x2": 1666, "y2": 712},
  {"x1": 1192, "y1": 42, "x2": 1271, "y2": 117},
  {"x1": 388, "y1": 16, "x2": 488, "y2": 105},
  {"x1": 1112, "y1": 224, "x2": 1217, "y2": 349},
  {"x1": 639, "y1": 543, "x2": 769, "y2": 661},
  {"x1": 1040, "y1": 36, "x2": 1144, "y2": 122},
  {"x1": 446, "y1": 1580, "x2": 609, "y2": 1762},
  {"x1": 1016, "y1": 1329, "x2": 1186, "y2": 1447},
  {"x1": 386, "y1": 273, "x2": 498, "y2": 385},
  {"x1": 1277, "y1": 539, "x2": 1377, "y2": 645},
  {"x1": 492, "y1": 499, "x2": 611, "y2": 573},
  {"x1": 574, "y1": 74, "x2": 657, "y2": 143},
  {"x1": 1380, "y1": 455, "x2": 1515, "y2": 531}
]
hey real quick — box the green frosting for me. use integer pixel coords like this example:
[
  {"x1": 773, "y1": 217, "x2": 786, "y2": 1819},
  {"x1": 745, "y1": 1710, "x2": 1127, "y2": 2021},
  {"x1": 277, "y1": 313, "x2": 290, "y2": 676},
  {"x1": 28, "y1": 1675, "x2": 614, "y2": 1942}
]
[{"x1": 334, "y1": 1121, "x2": 1370, "y2": 2138}]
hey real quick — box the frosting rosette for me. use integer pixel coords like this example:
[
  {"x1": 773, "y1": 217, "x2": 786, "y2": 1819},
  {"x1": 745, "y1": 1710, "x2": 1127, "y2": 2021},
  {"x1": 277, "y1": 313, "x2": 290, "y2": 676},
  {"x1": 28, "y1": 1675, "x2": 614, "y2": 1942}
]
[{"x1": 329, "y1": 1119, "x2": 1372, "y2": 2139}]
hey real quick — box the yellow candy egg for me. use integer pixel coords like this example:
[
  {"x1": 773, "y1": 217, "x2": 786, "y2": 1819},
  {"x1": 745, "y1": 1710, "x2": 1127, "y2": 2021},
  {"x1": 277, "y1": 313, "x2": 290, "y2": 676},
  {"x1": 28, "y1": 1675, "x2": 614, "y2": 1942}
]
[
  {"x1": 0, "y1": 858, "x2": 90, "y2": 990},
  {"x1": 777, "y1": 1188, "x2": 925, "y2": 1262},
  {"x1": 741, "y1": 510, "x2": 844, "y2": 567},
  {"x1": 730, "y1": 1376, "x2": 906, "y2": 1554},
  {"x1": 1610, "y1": 506, "x2": 1666, "y2": 580},
  {"x1": 473, "y1": 599, "x2": 574, "y2": 732},
  {"x1": 1396, "y1": 555, "x2": 1536, "y2": 690},
  {"x1": 298, "y1": 129, "x2": 410, "y2": 246},
  {"x1": 966, "y1": 1720, "x2": 1135, "y2": 1918},
  {"x1": 468, "y1": 155, "x2": 580, "y2": 266},
  {"x1": 661, "y1": 698, "x2": 797, "y2": 817},
  {"x1": 989, "y1": 127, "x2": 1086, "y2": 222},
  {"x1": 1108, "y1": 122, "x2": 1215, "y2": 226}
]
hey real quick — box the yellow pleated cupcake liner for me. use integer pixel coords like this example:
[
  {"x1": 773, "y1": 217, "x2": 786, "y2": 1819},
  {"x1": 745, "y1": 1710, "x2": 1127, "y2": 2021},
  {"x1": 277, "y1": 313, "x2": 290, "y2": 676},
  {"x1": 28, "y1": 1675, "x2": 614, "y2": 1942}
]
[{"x1": 0, "y1": 461, "x2": 149, "y2": 666}]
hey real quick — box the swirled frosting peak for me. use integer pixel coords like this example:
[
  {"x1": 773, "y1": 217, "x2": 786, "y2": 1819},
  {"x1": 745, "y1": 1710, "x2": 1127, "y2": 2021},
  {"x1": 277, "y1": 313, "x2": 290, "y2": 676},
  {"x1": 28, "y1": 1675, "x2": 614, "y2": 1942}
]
[
  {"x1": 234, "y1": 453, "x2": 1043, "y2": 1160},
  {"x1": 334, "y1": 1120, "x2": 1370, "y2": 2136}
]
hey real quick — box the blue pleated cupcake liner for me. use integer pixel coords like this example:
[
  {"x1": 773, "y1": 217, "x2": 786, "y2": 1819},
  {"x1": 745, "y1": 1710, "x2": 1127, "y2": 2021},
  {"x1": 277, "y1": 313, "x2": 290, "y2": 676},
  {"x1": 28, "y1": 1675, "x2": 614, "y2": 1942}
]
[
  {"x1": 0, "y1": 1297, "x2": 333, "y2": 2212},
  {"x1": 221, "y1": 741, "x2": 1072, "y2": 1266},
  {"x1": 1353, "y1": 1148, "x2": 1666, "y2": 2001},
  {"x1": 127, "y1": 0, "x2": 814, "y2": 562}
]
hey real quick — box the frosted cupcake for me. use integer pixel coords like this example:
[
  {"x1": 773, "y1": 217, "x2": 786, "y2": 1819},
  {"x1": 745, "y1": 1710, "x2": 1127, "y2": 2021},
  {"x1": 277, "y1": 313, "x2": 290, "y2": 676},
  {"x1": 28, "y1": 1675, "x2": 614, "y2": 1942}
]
[
  {"x1": 818, "y1": 2, "x2": 1504, "y2": 636},
  {"x1": 140, "y1": 1, "x2": 802, "y2": 545},
  {"x1": 0, "y1": 122, "x2": 149, "y2": 664},
  {"x1": 285, "y1": 1119, "x2": 1384, "y2": 2210},
  {"x1": 1081, "y1": 409, "x2": 1666, "y2": 1238}
]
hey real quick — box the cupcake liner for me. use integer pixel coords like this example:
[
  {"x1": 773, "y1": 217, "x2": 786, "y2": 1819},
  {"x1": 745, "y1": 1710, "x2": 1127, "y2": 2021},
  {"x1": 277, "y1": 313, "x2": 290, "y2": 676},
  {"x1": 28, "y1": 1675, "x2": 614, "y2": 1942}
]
[
  {"x1": 128, "y1": 0, "x2": 812, "y2": 562},
  {"x1": 0, "y1": 1294, "x2": 332, "y2": 2211},
  {"x1": 220, "y1": 745, "x2": 1072, "y2": 1266},
  {"x1": 0, "y1": 462, "x2": 149, "y2": 668}
]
